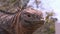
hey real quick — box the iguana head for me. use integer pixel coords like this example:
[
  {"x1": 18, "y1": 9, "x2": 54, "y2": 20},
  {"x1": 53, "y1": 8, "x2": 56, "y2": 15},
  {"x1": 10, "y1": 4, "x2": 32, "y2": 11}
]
[{"x1": 20, "y1": 8, "x2": 44, "y2": 34}]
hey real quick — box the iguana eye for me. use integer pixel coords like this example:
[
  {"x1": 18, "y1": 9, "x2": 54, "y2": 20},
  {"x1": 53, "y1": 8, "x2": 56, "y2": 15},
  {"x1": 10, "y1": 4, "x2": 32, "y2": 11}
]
[{"x1": 27, "y1": 14, "x2": 31, "y2": 17}]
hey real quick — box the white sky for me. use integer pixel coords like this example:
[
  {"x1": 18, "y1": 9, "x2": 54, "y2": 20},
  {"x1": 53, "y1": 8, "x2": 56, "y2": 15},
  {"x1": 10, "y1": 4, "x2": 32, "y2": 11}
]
[{"x1": 27, "y1": 0, "x2": 60, "y2": 23}]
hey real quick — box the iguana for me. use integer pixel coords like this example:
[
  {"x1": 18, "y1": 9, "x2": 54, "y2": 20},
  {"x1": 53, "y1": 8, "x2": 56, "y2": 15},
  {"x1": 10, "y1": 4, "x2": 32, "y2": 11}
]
[{"x1": 0, "y1": 7, "x2": 44, "y2": 34}]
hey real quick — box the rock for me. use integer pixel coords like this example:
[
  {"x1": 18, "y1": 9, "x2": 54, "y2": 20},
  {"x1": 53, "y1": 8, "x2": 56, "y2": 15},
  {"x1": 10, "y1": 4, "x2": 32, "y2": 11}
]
[{"x1": 0, "y1": 0, "x2": 29, "y2": 14}]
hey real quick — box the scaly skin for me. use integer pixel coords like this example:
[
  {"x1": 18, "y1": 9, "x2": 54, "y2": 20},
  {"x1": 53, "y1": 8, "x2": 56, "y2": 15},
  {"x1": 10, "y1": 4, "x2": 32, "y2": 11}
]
[{"x1": 0, "y1": 8, "x2": 44, "y2": 34}]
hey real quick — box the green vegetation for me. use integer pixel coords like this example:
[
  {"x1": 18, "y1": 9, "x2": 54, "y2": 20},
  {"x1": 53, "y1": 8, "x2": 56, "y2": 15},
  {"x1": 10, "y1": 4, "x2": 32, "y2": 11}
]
[{"x1": 40, "y1": 11, "x2": 57, "y2": 34}]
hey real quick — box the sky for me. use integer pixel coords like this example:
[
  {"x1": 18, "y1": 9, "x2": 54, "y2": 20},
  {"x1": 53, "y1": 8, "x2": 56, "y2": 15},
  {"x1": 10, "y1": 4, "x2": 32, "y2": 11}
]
[{"x1": 27, "y1": 0, "x2": 60, "y2": 23}]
